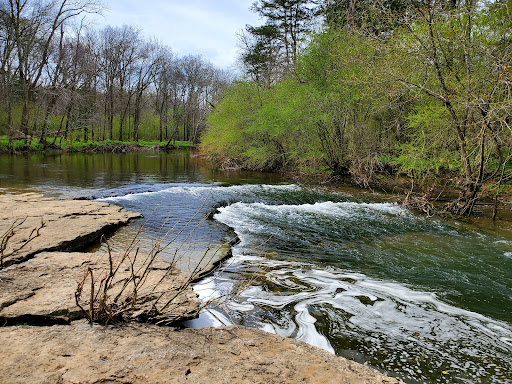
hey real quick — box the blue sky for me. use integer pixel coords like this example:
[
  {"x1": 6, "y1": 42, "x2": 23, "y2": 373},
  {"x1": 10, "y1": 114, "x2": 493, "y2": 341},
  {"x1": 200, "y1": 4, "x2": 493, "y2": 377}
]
[{"x1": 89, "y1": 0, "x2": 261, "y2": 70}]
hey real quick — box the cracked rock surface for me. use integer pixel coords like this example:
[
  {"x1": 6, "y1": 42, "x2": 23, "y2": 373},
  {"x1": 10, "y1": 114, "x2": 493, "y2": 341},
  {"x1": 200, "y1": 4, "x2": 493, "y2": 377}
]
[
  {"x1": 0, "y1": 193, "x2": 142, "y2": 267},
  {"x1": 0, "y1": 323, "x2": 402, "y2": 384},
  {"x1": 0, "y1": 251, "x2": 200, "y2": 324}
]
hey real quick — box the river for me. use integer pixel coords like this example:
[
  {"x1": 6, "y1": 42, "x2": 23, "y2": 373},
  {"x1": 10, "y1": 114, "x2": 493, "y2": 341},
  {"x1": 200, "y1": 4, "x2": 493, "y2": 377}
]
[{"x1": 1, "y1": 151, "x2": 511, "y2": 384}]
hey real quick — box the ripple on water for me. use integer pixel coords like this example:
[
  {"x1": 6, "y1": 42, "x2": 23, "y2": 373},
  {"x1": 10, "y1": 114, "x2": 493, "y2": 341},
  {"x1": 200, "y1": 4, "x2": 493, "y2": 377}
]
[
  {"x1": 97, "y1": 183, "x2": 512, "y2": 384},
  {"x1": 207, "y1": 197, "x2": 512, "y2": 384},
  {"x1": 195, "y1": 255, "x2": 512, "y2": 384}
]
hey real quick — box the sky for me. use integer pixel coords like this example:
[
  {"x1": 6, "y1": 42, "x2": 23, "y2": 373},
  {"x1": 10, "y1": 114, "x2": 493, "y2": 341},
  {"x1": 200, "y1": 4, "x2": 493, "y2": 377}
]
[{"x1": 88, "y1": 0, "x2": 261, "y2": 71}]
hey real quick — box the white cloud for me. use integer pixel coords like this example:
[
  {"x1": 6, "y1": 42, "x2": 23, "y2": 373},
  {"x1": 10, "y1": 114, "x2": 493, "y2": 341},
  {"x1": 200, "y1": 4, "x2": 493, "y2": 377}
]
[{"x1": 89, "y1": 0, "x2": 260, "y2": 69}]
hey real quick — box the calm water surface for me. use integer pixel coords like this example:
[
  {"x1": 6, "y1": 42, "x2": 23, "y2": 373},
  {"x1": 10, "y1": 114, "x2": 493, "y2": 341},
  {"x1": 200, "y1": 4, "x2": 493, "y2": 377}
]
[{"x1": 1, "y1": 152, "x2": 511, "y2": 384}]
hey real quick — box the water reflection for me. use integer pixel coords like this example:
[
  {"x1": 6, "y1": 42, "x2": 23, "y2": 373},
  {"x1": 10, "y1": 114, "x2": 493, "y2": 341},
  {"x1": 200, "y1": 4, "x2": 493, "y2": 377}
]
[{"x1": 0, "y1": 151, "x2": 284, "y2": 197}]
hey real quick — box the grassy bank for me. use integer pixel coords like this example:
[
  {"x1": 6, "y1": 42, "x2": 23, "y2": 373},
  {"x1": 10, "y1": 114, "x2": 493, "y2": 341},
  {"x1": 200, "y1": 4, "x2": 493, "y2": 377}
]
[{"x1": 0, "y1": 137, "x2": 194, "y2": 154}]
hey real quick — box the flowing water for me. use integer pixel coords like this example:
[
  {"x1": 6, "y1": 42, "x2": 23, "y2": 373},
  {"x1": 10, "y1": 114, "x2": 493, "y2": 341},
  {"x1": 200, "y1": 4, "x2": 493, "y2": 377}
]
[{"x1": 1, "y1": 152, "x2": 511, "y2": 383}]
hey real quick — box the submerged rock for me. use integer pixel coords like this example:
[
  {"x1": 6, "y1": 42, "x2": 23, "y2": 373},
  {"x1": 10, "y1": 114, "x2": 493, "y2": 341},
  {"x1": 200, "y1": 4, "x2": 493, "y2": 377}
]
[{"x1": 0, "y1": 322, "x2": 403, "y2": 384}]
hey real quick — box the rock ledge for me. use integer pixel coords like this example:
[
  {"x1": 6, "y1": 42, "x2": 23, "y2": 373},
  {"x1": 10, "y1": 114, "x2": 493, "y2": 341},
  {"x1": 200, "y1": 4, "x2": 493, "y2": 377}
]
[
  {"x1": 0, "y1": 322, "x2": 402, "y2": 384},
  {"x1": 0, "y1": 193, "x2": 142, "y2": 267}
]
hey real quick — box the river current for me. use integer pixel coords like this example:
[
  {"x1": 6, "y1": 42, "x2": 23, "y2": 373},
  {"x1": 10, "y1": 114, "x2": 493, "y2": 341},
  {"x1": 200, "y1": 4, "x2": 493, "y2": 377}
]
[{"x1": 1, "y1": 152, "x2": 511, "y2": 383}]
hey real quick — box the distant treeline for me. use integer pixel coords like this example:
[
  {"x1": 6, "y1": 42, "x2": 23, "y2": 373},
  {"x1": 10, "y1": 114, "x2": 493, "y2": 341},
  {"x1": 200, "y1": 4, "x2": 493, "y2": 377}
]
[
  {"x1": 201, "y1": 0, "x2": 512, "y2": 216},
  {"x1": 0, "y1": 0, "x2": 232, "y2": 147}
]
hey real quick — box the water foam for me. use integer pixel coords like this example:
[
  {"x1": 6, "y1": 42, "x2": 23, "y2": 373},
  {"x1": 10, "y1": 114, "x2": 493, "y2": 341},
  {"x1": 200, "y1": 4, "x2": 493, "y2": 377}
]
[
  {"x1": 99, "y1": 183, "x2": 302, "y2": 203},
  {"x1": 213, "y1": 200, "x2": 413, "y2": 248},
  {"x1": 205, "y1": 253, "x2": 512, "y2": 383},
  {"x1": 216, "y1": 201, "x2": 407, "y2": 220},
  {"x1": 183, "y1": 277, "x2": 233, "y2": 328}
]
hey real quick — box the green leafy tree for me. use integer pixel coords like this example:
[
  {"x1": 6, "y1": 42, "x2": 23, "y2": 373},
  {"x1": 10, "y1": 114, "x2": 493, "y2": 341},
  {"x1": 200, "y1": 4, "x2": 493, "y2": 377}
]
[
  {"x1": 378, "y1": 0, "x2": 512, "y2": 215},
  {"x1": 202, "y1": 0, "x2": 512, "y2": 216},
  {"x1": 240, "y1": 0, "x2": 317, "y2": 82}
]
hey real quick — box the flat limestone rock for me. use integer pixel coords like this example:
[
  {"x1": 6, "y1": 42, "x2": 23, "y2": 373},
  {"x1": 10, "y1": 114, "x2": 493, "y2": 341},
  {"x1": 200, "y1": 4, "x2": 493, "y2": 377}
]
[
  {"x1": 0, "y1": 251, "x2": 200, "y2": 324},
  {"x1": 0, "y1": 323, "x2": 403, "y2": 384},
  {"x1": 0, "y1": 193, "x2": 142, "y2": 266}
]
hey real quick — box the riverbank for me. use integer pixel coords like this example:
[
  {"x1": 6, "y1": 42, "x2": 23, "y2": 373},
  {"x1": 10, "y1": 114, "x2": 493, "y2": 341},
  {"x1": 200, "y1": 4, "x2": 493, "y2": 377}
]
[
  {"x1": 0, "y1": 193, "x2": 402, "y2": 383},
  {"x1": 0, "y1": 137, "x2": 195, "y2": 154}
]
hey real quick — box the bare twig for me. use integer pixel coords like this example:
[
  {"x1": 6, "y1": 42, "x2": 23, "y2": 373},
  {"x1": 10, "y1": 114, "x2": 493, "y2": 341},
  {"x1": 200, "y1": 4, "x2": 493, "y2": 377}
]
[
  {"x1": 1, "y1": 217, "x2": 46, "y2": 269},
  {"x1": 75, "y1": 184, "x2": 236, "y2": 325}
]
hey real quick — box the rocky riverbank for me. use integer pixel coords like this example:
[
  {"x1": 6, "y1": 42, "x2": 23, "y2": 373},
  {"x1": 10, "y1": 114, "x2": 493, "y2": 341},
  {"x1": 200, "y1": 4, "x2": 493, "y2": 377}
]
[{"x1": 0, "y1": 193, "x2": 402, "y2": 383}]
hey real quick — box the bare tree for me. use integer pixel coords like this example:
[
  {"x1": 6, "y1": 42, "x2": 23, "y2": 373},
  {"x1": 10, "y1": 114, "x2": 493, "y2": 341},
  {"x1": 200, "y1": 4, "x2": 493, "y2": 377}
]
[
  {"x1": 132, "y1": 39, "x2": 161, "y2": 142},
  {"x1": 0, "y1": 3, "x2": 231, "y2": 146},
  {"x1": 98, "y1": 25, "x2": 140, "y2": 141},
  {"x1": 154, "y1": 48, "x2": 174, "y2": 142},
  {"x1": 0, "y1": 0, "x2": 101, "y2": 143}
]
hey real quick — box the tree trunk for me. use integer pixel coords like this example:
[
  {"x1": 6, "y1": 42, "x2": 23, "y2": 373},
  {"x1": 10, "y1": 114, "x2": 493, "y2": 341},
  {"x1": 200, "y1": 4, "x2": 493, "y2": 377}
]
[{"x1": 21, "y1": 85, "x2": 31, "y2": 145}]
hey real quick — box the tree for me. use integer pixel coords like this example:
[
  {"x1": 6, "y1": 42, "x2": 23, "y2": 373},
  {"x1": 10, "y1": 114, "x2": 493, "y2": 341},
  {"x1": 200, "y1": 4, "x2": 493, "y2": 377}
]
[
  {"x1": 131, "y1": 39, "x2": 161, "y2": 142},
  {"x1": 375, "y1": 0, "x2": 512, "y2": 215},
  {"x1": 154, "y1": 48, "x2": 174, "y2": 142},
  {"x1": 97, "y1": 25, "x2": 140, "y2": 141},
  {"x1": 241, "y1": 0, "x2": 317, "y2": 82},
  {"x1": 321, "y1": 0, "x2": 408, "y2": 32},
  {"x1": 0, "y1": 0, "x2": 101, "y2": 143},
  {"x1": 239, "y1": 25, "x2": 283, "y2": 85}
]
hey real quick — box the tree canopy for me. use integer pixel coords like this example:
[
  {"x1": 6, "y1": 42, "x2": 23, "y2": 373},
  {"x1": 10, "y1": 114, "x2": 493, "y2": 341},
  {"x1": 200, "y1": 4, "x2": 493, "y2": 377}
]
[
  {"x1": 202, "y1": 0, "x2": 512, "y2": 216},
  {"x1": 0, "y1": 0, "x2": 232, "y2": 146}
]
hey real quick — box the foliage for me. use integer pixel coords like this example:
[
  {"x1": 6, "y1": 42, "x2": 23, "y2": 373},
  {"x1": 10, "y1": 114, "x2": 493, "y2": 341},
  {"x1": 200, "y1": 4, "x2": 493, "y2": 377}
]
[
  {"x1": 201, "y1": 1, "x2": 512, "y2": 215},
  {"x1": 240, "y1": 0, "x2": 318, "y2": 83}
]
